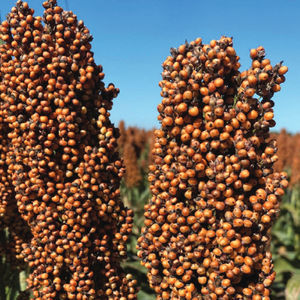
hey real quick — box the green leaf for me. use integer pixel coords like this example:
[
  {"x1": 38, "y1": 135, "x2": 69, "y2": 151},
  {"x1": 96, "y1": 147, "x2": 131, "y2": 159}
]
[
  {"x1": 272, "y1": 229, "x2": 294, "y2": 247},
  {"x1": 274, "y1": 258, "x2": 297, "y2": 274},
  {"x1": 137, "y1": 290, "x2": 155, "y2": 300},
  {"x1": 139, "y1": 188, "x2": 151, "y2": 203},
  {"x1": 286, "y1": 273, "x2": 300, "y2": 300},
  {"x1": 284, "y1": 251, "x2": 298, "y2": 261},
  {"x1": 123, "y1": 260, "x2": 148, "y2": 275},
  {"x1": 281, "y1": 203, "x2": 300, "y2": 226}
]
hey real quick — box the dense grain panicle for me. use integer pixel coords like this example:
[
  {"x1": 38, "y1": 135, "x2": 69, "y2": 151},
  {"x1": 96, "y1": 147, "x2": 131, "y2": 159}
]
[
  {"x1": 118, "y1": 121, "x2": 153, "y2": 188},
  {"x1": 290, "y1": 134, "x2": 300, "y2": 186},
  {"x1": 0, "y1": 106, "x2": 32, "y2": 272},
  {"x1": 0, "y1": 0, "x2": 137, "y2": 299},
  {"x1": 137, "y1": 37, "x2": 288, "y2": 299},
  {"x1": 270, "y1": 130, "x2": 300, "y2": 186}
]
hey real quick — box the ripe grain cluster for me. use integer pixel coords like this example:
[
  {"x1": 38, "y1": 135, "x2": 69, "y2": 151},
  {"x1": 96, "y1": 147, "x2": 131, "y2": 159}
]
[
  {"x1": 137, "y1": 37, "x2": 288, "y2": 299},
  {"x1": 118, "y1": 121, "x2": 154, "y2": 188},
  {"x1": 271, "y1": 129, "x2": 300, "y2": 186},
  {"x1": 0, "y1": 1, "x2": 137, "y2": 299}
]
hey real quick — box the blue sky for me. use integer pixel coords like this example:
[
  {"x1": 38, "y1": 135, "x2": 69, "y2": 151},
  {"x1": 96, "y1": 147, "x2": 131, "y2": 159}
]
[{"x1": 1, "y1": 0, "x2": 299, "y2": 133}]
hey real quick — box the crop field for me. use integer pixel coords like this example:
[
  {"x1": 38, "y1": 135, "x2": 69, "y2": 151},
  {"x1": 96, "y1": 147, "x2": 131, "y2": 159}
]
[
  {"x1": 0, "y1": 0, "x2": 299, "y2": 299},
  {"x1": 2, "y1": 125, "x2": 299, "y2": 299}
]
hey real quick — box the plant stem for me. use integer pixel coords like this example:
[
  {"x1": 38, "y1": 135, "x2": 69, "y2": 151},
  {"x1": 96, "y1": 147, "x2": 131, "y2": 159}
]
[{"x1": 19, "y1": 270, "x2": 27, "y2": 291}]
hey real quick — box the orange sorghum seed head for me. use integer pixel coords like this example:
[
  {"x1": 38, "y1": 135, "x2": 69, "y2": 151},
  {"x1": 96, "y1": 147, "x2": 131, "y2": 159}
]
[
  {"x1": 0, "y1": 0, "x2": 137, "y2": 299},
  {"x1": 137, "y1": 36, "x2": 288, "y2": 298}
]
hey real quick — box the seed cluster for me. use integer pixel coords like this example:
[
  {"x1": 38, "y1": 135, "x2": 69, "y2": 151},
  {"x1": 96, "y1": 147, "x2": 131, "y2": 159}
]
[
  {"x1": 270, "y1": 129, "x2": 291, "y2": 173},
  {"x1": 271, "y1": 129, "x2": 300, "y2": 186},
  {"x1": 137, "y1": 37, "x2": 288, "y2": 299},
  {"x1": 118, "y1": 121, "x2": 153, "y2": 188},
  {"x1": 0, "y1": 199, "x2": 31, "y2": 270},
  {"x1": 0, "y1": 1, "x2": 137, "y2": 299},
  {"x1": 0, "y1": 117, "x2": 32, "y2": 271},
  {"x1": 289, "y1": 135, "x2": 300, "y2": 186}
]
